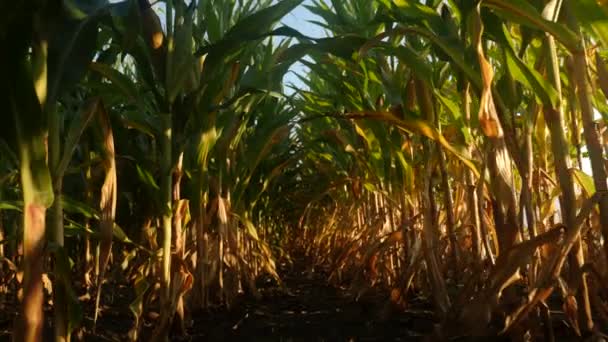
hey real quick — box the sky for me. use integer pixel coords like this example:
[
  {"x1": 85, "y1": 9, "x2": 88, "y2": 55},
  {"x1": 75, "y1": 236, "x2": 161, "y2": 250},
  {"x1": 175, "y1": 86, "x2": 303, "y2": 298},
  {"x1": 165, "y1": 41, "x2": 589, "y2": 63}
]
[
  {"x1": 281, "y1": 1, "x2": 325, "y2": 39},
  {"x1": 279, "y1": 0, "x2": 326, "y2": 92}
]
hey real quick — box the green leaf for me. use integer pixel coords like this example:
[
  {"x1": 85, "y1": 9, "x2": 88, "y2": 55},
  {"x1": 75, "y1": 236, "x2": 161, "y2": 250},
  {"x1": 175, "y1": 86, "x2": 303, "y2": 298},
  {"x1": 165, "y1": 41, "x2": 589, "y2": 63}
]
[
  {"x1": 363, "y1": 182, "x2": 377, "y2": 192},
  {"x1": 572, "y1": 168, "x2": 596, "y2": 196},
  {"x1": 55, "y1": 99, "x2": 99, "y2": 181},
  {"x1": 364, "y1": 42, "x2": 433, "y2": 85},
  {"x1": 89, "y1": 62, "x2": 139, "y2": 102},
  {"x1": 304, "y1": 3, "x2": 343, "y2": 28},
  {"x1": 483, "y1": 0, "x2": 580, "y2": 52},
  {"x1": 107, "y1": 1, "x2": 158, "y2": 90},
  {"x1": 596, "y1": 53, "x2": 608, "y2": 99},
  {"x1": 195, "y1": 0, "x2": 305, "y2": 78},
  {"x1": 62, "y1": 195, "x2": 99, "y2": 219},
  {"x1": 392, "y1": 0, "x2": 442, "y2": 29},
  {"x1": 136, "y1": 164, "x2": 160, "y2": 191},
  {"x1": 435, "y1": 91, "x2": 472, "y2": 143},
  {"x1": 347, "y1": 110, "x2": 479, "y2": 178},
  {"x1": 278, "y1": 35, "x2": 368, "y2": 66},
  {"x1": 225, "y1": 0, "x2": 303, "y2": 41},
  {"x1": 118, "y1": 110, "x2": 159, "y2": 137},
  {"x1": 197, "y1": 127, "x2": 218, "y2": 171},
  {"x1": 166, "y1": 2, "x2": 195, "y2": 102},
  {"x1": 571, "y1": 0, "x2": 608, "y2": 48},
  {"x1": 113, "y1": 223, "x2": 134, "y2": 244},
  {"x1": 63, "y1": 218, "x2": 147, "y2": 252},
  {"x1": 375, "y1": 25, "x2": 482, "y2": 92},
  {"x1": 0, "y1": 200, "x2": 23, "y2": 211},
  {"x1": 48, "y1": 4, "x2": 103, "y2": 103},
  {"x1": 485, "y1": 22, "x2": 558, "y2": 107}
]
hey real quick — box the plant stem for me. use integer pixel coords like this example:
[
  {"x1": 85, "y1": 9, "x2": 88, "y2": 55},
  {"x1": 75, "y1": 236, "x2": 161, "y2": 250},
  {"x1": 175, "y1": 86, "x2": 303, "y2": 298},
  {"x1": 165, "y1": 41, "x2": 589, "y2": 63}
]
[
  {"x1": 565, "y1": 1, "x2": 604, "y2": 331},
  {"x1": 48, "y1": 102, "x2": 68, "y2": 341},
  {"x1": 161, "y1": 111, "x2": 173, "y2": 308}
]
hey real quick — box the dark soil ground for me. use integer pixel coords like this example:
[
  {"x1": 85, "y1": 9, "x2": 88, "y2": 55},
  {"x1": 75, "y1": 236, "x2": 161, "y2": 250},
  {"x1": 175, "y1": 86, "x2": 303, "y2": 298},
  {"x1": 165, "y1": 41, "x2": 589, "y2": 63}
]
[
  {"x1": 1, "y1": 256, "x2": 588, "y2": 341},
  {"x1": 0, "y1": 257, "x2": 438, "y2": 341},
  {"x1": 184, "y1": 261, "x2": 437, "y2": 341}
]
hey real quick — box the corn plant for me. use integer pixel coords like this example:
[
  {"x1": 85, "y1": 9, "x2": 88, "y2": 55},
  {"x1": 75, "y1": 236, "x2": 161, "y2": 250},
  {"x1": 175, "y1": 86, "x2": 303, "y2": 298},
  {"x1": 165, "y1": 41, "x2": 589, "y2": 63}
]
[
  {"x1": 1, "y1": 0, "x2": 608, "y2": 340},
  {"x1": 279, "y1": 0, "x2": 608, "y2": 338}
]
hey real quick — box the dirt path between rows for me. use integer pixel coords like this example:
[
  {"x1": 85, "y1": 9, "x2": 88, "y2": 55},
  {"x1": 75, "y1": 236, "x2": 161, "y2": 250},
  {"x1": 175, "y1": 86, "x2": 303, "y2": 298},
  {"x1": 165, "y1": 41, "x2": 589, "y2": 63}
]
[
  {"x1": 1, "y1": 257, "x2": 438, "y2": 341},
  {"x1": 186, "y1": 258, "x2": 436, "y2": 341}
]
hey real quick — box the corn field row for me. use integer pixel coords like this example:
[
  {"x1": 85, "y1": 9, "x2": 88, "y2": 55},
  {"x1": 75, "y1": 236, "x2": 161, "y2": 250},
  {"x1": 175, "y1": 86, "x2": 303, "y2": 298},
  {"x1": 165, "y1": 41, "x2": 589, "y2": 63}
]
[{"x1": 1, "y1": 0, "x2": 608, "y2": 340}]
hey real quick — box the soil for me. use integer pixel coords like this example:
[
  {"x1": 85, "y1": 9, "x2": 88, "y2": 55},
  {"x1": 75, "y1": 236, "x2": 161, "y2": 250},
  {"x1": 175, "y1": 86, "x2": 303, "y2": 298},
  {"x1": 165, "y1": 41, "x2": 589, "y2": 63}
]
[
  {"x1": 184, "y1": 260, "x2": 437, "y2": 342},
  {"x1": 1, "y1": 256, "x2": 591, "y2": 341},
  {"x1": 0, "y1": 257, "x2": 438, "y2": 341}
]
